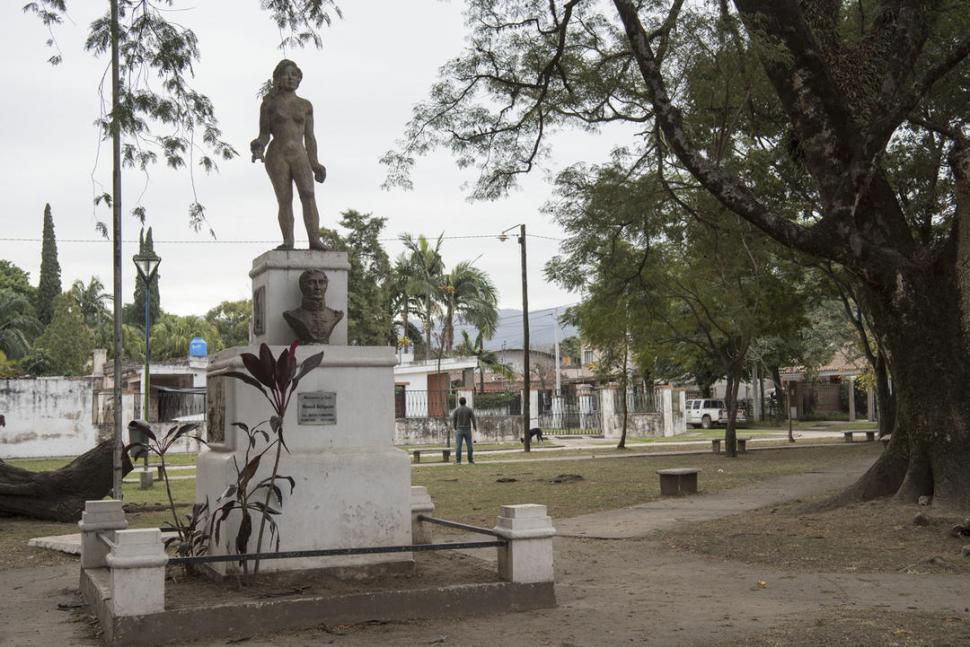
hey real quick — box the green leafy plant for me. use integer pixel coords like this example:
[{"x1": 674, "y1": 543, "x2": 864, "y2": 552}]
[{"x1": 127, "y1": 421, "x2": 207, "y2": 551}]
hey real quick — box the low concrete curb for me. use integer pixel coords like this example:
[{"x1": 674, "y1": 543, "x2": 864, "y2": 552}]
[{"x1": 81, "y1": 567, "x2": 555, "y2": 646}]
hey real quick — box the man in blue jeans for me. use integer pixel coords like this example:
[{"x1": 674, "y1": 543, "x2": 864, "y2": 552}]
[{"x1": 451, "y1": 396, "x2": 477, "y2": 464}]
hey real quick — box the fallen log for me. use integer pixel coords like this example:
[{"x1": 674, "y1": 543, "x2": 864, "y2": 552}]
[{"x1": 0, "y1": 440, "x2": 133, "y2": 522}]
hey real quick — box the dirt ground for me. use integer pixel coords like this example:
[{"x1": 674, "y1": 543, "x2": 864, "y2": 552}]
[
  {"x1": 4, "y1": 446, "x2": 970, "y2": 646},
  {"x1": 664, "y1": 498, "x2": 970, "y2": 575}
]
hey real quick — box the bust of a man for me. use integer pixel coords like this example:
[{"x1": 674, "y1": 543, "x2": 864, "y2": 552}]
[{"x1": 283, "y1": 269, "x2": 344, "y2": 344}]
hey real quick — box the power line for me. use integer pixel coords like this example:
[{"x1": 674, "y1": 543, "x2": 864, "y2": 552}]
[{"x1": 0, "y1": 233, "x2": 563, "y2": 244}]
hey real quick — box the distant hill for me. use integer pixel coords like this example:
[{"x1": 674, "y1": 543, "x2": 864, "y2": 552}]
[{"x1": 451, "y1": 306, "x2": 577, "y2": 351}]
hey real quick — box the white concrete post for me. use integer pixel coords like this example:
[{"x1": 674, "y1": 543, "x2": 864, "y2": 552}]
[
  {"x1": 599, "y1": 384, "x2": 618, "y2": 439},
  {"x1": 78, "y1": 500, "x2": 128, "y2": 569},
  {"x1": 550, "y1": 394, "x2": 564, "y2": 430},
  {"x1": 530, "y1": 390, "x2": 540, "y2": 429},
  {"x1": 493, "y1": 504, "x2": 556, "y2": 584},
  {"x1": 577, "y1": 384, "x2": 593, "y2": 430},
  {"x1": 106, "y1": 528, "x2": 168, "y2": 617},
  {"x1": 410, "y1": 486, "x2": 435, "y2": 545},
  {"x1": 660, "y1": 386, "x2": 674, "y2": 437}
]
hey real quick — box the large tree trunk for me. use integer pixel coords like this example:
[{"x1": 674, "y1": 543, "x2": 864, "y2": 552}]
[
  {"x1": 841, "y1": 257, "x2": 970, "y2": 509},
  {"x1": 0, "y1": 440, "x2": 133, "y2": 522}
]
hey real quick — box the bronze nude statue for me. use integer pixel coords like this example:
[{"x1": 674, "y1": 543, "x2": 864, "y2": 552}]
[
  {"x1": 251, "y1": 59, "x2": 327, "y2": 250},
  {"x1": 284, "y1": 269, "x2": 344, "y2": 344}
]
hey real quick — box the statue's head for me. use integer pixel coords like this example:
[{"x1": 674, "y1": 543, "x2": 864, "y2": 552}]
[
  {"x1": 299, "y1": 269, "x2": 328, "y2": 303},
  {"x1": 272, "y1": 59, "x2": 303, "y2": 92}
]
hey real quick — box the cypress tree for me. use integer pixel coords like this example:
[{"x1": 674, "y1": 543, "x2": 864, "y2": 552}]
[
  {"x1": 129, "y1": 227, "x2": 161, "y2": 327},
  {"x1": 36, "y1": 203, "x2": 62, "y2": 326}
]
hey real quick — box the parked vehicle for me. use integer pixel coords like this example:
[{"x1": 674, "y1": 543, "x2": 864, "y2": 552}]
[{"x1": 686, "y1": 399, "x2": 747, "y2": 429}]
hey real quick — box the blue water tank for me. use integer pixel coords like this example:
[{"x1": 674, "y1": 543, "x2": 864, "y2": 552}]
[{"x1": 188, "y1": 336, "x2": 208, "y2": 357}]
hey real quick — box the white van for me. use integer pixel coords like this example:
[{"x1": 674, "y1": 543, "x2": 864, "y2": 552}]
[{"x1": 685, "y1": 399, "x2": 747, "y2": 429}]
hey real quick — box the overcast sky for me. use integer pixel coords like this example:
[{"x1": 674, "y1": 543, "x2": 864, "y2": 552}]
[{"x1": 1, "y1": 2, "x2": 627, "y2": 317}]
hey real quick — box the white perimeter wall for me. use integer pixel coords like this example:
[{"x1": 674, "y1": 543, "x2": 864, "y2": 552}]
[{"x1": 0, "y1": 377, "x2": 98, "y2": 459}]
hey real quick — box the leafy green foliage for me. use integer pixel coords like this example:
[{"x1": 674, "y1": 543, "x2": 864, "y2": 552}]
[
  {"x1": 0, "y1": 260, "x2": 36, "y2": 303},
  {"x1": 34, "y1": 294, "x2": 94, "y2": 375},
  {"x1": 36, "y1": 204, "x2": 61, "y2": 326},
  {"x1": 127, "y1": 420, "x2": 207, "y2": 556},
  {"x1": 319, "y1": 210, "x2": 392, "y2": 346},
  {"x1": 67, "y1": 277, "x2": 112, "y2": 349},
  {"x1": 394, "y1": 233, "x2": 499, "y2": 359},
  {"x1": 148, "y1": 313, "x2": 223, "y2": 360},
  {"x1": 205, "y1": 299, "x2": 252, "y2": 349},
  {"x1": 439, "y1": 262, "x2": 498, "y2": 352},
  {"x1": 0, "y1": 289, "x2": 42, "y2": 361}
]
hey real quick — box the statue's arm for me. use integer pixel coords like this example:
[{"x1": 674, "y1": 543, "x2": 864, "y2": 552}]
[
  {"x1": 305, "y1": 101, "x2": 327, "y2": 183},
  {"x1": 250, "y1": 97, "x2": 271, "y2": 162}
]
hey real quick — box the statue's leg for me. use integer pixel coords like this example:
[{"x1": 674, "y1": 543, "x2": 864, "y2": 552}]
[
  {"x1": 293, "y1": 158, "x2": 325, "y2": 250},
  {"x1": 266, "y1": 152, "x2": 295, "y2": 249}
]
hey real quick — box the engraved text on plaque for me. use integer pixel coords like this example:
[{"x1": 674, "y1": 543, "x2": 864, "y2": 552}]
[{"x1": 298, "y1": 392, "x2": 337, "y2": 425}]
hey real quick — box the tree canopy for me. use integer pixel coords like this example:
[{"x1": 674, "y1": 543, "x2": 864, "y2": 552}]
[
  {"x1": 388, "y1": 1, "x2": 970, "y2": 505},
  {"x1": 36, "y1": 204, "x2": 61, "y2": 326},
  {"x1": 320, "y1": 210, "x2": 393, "y2": 346}
]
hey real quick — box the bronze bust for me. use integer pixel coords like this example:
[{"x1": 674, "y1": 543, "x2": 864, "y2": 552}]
[{"x1": 283, "y1": 269, "x2": 344, "y2": 344}]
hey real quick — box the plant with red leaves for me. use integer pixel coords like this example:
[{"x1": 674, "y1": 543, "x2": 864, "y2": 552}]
[{"x1": 213, "y1": 340, "x2": 323, "y2": 575}]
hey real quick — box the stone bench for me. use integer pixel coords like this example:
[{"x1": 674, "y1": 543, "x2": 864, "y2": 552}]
[
  {"x1": 843, "y1": 431, "x2": 877, "y2": 443},
  {"x1": 657, "y1": 468, "x2": 700, "y2": 496},
  {"x1": 412, "y1": 449, "x2": 452, "y2": 464},
  {"x1": 712, "y1": 438, "x2": 746, "y2": 454}
]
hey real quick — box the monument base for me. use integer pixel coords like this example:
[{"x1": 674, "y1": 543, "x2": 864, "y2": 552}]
[
  {"x1": 196, "y1": 446, "x2": 412, "y2": 575},
  {"x1": 198, "y1": 342, "x2": 411, "y2": 575}
]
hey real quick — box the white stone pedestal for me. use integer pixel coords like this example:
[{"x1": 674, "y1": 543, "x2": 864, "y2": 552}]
[
  {"x1": 197, "y1": 249, "x2": 411, "y2": 575},
  {"x1": 249, "y1": 249, "x2": 350, "y2": 346}
]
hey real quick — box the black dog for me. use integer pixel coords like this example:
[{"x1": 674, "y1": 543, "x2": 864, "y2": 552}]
[{"x1": 520, "y1": 427, "x2": 544, "y2": 444}]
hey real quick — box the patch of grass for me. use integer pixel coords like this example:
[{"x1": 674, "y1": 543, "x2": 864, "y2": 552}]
[
  {"x1": 464, "y1": 435, "x2": 850, "y2": 462},
  {"x1": 6, "y1": 452, "x2": 199, "y2": 472},
  {"x1": 414, "y1": 444, "x2": 880, "y2": 528},
  {"x1": 1, "y1": 444, "x2": 878, "y2": 572}
]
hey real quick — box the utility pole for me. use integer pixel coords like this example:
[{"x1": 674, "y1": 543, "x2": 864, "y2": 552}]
[
  {"x1": 553, "y1": 307, "x2": 561, "y2": 395},
  {"x1": 520, "y1": 225, "x2": 531, "y2": 452},
  {"x1": 110, "y1": 0, "x2": 124, "y2": 500}
]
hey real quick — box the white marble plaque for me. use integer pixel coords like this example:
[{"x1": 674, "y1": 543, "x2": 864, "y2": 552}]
[{"x1": 298, "y1": 392, "x2": 337, "y2": 425}]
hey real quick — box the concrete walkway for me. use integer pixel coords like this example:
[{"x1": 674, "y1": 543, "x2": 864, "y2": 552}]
[{"x1": 556, "y1": 453, "x2": 876, "y2": 539}]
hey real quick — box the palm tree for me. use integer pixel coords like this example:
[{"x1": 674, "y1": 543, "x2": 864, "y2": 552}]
[
  {"x1": 400, "y1": 233, "x2": 445, "y2": 360},
  {"x1": 438, "y1": 261, "x2": 498, "y2": 352},
  {"x1": 69, "y1": 277, "x2": 111, "y2": 347},
  {"x1": 455, "y1": 330, "x2": 514, "y2": 392},
  {"x1": 0, "y1": 289, "x2": 41, "y2": 360},
  {"x1": 388, "y1": 252, "x2": 418, "y2": 349}
]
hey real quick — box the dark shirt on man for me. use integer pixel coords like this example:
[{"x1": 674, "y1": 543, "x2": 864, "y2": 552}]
[{"x1": 451, "y1": 404, "x2": 477, "y2": 431}]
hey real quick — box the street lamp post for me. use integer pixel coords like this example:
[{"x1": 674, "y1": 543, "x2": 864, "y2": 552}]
[
  {"x1": 133, "y1": 250, "x2": 161, "y2": 486},
  {"x1": 500, "y1": 225, "x2": 531, "y2": 452}
]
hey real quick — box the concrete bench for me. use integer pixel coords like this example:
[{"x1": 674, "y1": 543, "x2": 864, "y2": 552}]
[
  {"x1": 412, "y1": 449, "x2": 452, "y2": 463},
  {"x1": 843, "y1": 431, "x2": 877, "y2": 443},
  {"x1": 657, "y1": 468, "x2": 700, "y2": 496},
  {"x1": 712, "y1": 438, "x2": 746, "y2": 454}
]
